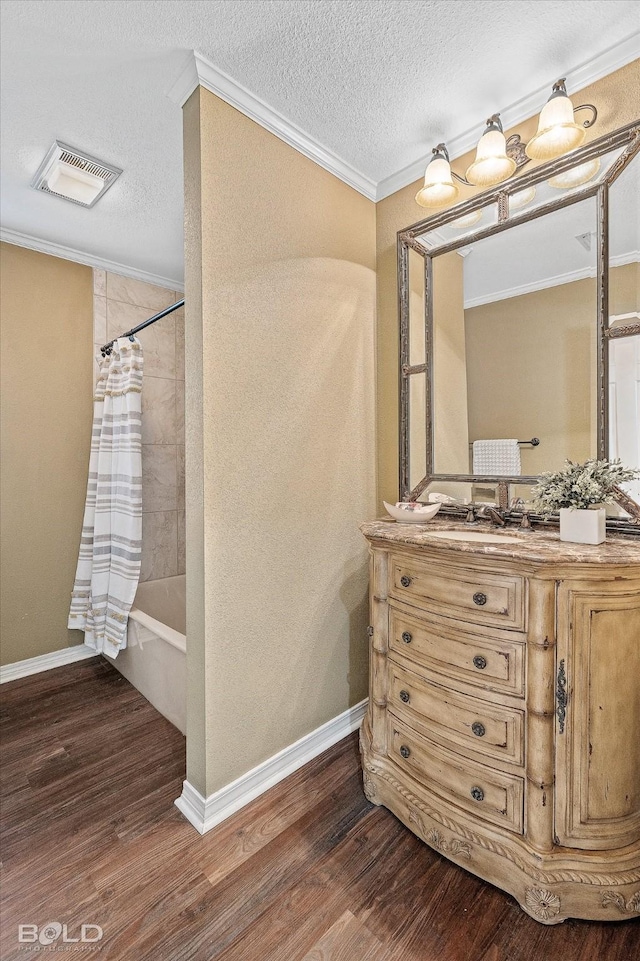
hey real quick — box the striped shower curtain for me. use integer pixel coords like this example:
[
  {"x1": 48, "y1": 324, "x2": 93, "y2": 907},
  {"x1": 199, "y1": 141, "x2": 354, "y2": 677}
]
[{"x1": 68, "y1": 337, "x2": 143, "y2": 658}]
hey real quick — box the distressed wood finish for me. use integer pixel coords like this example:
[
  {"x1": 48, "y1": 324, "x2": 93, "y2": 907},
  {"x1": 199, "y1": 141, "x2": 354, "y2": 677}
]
[
  {"x1": 389, "y1": 602, "x2": 526, "y2": 696},
  {"x1": 2, "y1": 659, "x2": 640, "y2": 958},
  {"x1": 361, "y1": 525, "x2": 640, "y2": 925},
  {"x1": 555, "y1": 580, "x2": 640, "y2": 851},
  {"x1": 390, "y1": 552, "x2": 525, "y2": 630}
]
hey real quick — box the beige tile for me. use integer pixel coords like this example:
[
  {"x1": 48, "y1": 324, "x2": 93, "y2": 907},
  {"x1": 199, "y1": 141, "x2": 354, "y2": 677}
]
[
  {"x1": 177, "y1": 445, "x2": 185, "y2": 509},
  {"x1": 106, "y1": 299, "x2": 148, "y2": 342},
  {"x1": 106, "y1": 300, "x2": 175, "y2": 378},
  {"x1": 142, "y1": 377, "x2": 176, "y2": 445},
  {"x1": 93, "y1": 352, "x2": 102, "y2": 386},
  {"x1": 174, "y1": 307, "x2": 184, "y2": 380},
  {"x1": 93, "y1": 268, "x2": 106, "y2": 296},
  {"x1": 142, "y1": 445, "x2": 177, "y2": 512},
  {"x1": 106, "y1": 273, "x2": 175, "y2": 312},
  {"x1": 176, "y1": 380, "x2": 185, "y2": 446},
  {"x1": 140, "y1": 511, "x2": 177, "y2": 582},
  {"x1": 93, "y1": 295, "x2": 107, "y2": 346},
  {"x1": 177, "y1": 510, "x2": 186, "y2": 575}
]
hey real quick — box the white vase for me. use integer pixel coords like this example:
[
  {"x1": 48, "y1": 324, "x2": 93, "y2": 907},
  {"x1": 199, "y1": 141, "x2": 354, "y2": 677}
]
[{"x1": 559, "y1": 507, "x2": 606, "y2": 545}]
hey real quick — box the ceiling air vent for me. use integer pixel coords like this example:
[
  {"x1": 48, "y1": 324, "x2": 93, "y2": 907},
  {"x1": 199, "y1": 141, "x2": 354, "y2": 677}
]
[{"x1": 31, "y1": 141, "x2": 122, "y2": 208}]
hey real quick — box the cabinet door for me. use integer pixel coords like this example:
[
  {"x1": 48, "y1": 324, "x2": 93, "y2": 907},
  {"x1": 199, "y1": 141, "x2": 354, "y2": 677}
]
[{"x1": 555, "y1": 579, "x2": 640, "y2": 850}]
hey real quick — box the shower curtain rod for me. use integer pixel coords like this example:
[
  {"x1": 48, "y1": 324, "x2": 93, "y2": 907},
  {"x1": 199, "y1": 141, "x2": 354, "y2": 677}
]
[{"x1": 100, "y1": 299, "x2": 185, "y2": 356}]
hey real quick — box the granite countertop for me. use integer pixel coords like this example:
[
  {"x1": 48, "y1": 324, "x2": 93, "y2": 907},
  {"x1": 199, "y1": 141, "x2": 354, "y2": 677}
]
[{"x1": 361, "y1": 517, "x2": 640, "y2": 566}]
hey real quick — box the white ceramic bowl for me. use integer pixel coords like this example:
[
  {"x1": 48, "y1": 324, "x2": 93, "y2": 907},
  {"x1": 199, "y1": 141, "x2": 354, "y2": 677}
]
[{"x1": 383, "y1": 501, "x2": 441, "y2": 523}]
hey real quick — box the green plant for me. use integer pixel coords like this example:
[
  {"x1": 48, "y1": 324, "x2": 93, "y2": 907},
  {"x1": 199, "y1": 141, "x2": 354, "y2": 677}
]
[{"x1": 532, "y1": 458, "x2": 639, "y2": 513}]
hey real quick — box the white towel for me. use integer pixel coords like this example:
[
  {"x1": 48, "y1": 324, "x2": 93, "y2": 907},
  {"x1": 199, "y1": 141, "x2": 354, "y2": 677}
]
[{"x1": 472, "y1": 439, "x2": 521, "y2": 475}]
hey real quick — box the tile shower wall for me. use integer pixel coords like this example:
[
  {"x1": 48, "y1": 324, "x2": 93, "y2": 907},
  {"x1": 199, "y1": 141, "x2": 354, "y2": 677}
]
[{"x1": 93, "y1": 269, "x2": 185, "y2": 582}]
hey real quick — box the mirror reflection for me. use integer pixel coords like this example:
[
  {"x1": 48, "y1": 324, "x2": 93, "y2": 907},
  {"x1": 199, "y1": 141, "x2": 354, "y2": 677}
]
[
  {"x1": 608, "y1": 152, "x2": 640, "y2": 507},
  {"x1": 433, "y1": 199, "x2": 598, "y2": 479}
]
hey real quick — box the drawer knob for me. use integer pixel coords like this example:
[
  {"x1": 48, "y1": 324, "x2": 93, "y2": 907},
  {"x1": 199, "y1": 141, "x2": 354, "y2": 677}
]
[
  {"x1": 399, "y1": 745, "x2": 411, "y2": 759},
  {"x1": 473, "y1": 655, "x2": 487, "y2": 670},
  {"x1": 471, "y1": 786, "x2": 485, "y2": 802},
  {"x1": 471, "y1": 722, "x2": 486, "y2": 738},
  {"x1": 399, "y1": 690, "x2": 410, "y2": 704},
  {"x1": 400, "y1": 575, "x2": 412, "y2": 588},
  {"x1": 401, "y1": 631, "x2": 413, "y2": 644},
  {"x1": 473, "y1": 592, "x2": 487, "y2": 606}
]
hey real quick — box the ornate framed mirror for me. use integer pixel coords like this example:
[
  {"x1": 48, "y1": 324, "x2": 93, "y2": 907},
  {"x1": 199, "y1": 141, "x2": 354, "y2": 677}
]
[{"x1": 398, "y1": 120, "x2": 640, "y2": 531}]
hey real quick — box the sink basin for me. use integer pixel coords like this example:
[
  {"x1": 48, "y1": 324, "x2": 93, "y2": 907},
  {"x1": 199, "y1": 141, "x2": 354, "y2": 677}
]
[{"x1": 427, "y1": 530, "x2": 523, "y2": 544}]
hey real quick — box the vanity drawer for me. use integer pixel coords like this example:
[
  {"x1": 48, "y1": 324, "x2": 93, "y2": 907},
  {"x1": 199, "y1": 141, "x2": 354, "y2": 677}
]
[
  {"x1": 390, "y1": 555, "x2": 525, "y2": 630},
  {"x1": 389, "y1": 606, "x2": 525, "y2": 697},
  {"x1": 389, "y1": 661, "x2": 524, "y2": 766},
  {"x1": 389, "y1": 717, "x2": 524, "y2": 835}
]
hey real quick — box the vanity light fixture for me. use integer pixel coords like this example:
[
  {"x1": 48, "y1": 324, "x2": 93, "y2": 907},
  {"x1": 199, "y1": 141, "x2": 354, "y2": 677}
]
[
  {"x1": 415, "y1": 144, "x2": 459, "y2": 207},
  {"x1": 449, "y1": 209, "x2": 483, "y2": 228},
  {"x1": 465, "y1": 115, "x2": 517, "y2": 187},
  {"x1": 509, "y1": 185, "x2": 537, "y2": 210},
  {"x1": 416, "y1": 79, "x2": 597, "y2": 208},
  {"x1": 526, "y1": 79, "x2": 596, "y2": 161},
  {"x1": 548, "y1": 157, "x2": 601, "y2": 189},
  {"x1": 31, "y1": 141, "x2": 122, "y2": 207}
]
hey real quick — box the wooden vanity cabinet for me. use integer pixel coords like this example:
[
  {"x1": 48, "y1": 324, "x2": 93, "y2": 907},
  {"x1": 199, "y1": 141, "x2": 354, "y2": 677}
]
[
  {"x1": 555, "y1": 581, "x2": 640, "y2": 851},
  {"x1": 360, "y1": 523, "x2": 640, "y2": 924}
]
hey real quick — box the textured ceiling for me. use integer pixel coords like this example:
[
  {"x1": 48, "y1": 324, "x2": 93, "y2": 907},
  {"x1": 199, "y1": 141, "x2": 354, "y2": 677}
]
[{"x1": 1, "y1": 0, "x2": 638, "y2": 285}]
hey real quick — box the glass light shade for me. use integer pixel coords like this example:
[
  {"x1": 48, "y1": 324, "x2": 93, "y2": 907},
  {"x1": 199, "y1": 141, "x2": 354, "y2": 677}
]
[
  {"x1": 509, "y1": 185, "x2": 536, "y2": 210},
  {"x1": 449, "y1": 209, "x2": 482, "y2": 228},
  {"x1": 548, "y1": 157, "x2": 601, "y2": 189},
  {"x1": 47, "y1": 161, "x2": 104, "y2": 205},
  {"x1": 415, "y1": 155, "x2": 459, "y2": 207},
  {"x1": 465, "y1": 129, "x2": 516, "y2": 187},
  {"x1": 526, "y1": 92, "x2": 585, "y2": 161}
]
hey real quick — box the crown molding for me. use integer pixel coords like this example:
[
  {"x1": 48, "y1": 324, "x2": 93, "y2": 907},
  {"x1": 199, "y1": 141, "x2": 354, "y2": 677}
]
[
  {"x1": 167, "y1": 34, "x2": 637, "y2": 204},
  {"x1": 0, "y1": 228, "x2": 183, "y2": 292},
  {"x1": 465, "y1": 250, "x2": 639, "y2": 309},
  {"x1": 465, "y1": 266, "x2": 596, "y2": 309},
  {"x1": 166, "y1": 51, "x2": 377, "y2": 201},
  {"x1": 611, "y1": 250, "x2": 640, "y2": 270},
  {"x1": 376, "y1": 31, "x2": 640, "y2": 202},
  {"x1": 166, "y1": 52, "x2": 200, "y2": 107}
]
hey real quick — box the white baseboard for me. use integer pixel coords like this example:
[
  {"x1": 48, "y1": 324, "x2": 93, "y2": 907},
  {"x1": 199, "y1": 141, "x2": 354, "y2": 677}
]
[
  {"x1": 175, "y1": 697, "x2": 368, "y2": 834},
  {"x1": 0, "y1": 644, "x2": 99, "y2": 684}
]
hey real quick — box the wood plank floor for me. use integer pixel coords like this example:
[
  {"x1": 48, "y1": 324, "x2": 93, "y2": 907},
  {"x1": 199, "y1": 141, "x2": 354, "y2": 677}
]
[{"x1": 1, "y1": 659, "x2": 637, "y2": 960}]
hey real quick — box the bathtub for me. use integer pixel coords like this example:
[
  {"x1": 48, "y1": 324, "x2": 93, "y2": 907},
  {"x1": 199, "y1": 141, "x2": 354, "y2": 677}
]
[{"x1": 105, "y1": 574, "x2": 186, "y2": 734}]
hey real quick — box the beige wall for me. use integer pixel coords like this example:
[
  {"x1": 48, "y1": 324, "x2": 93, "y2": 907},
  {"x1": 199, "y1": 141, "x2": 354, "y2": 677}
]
[
  {"x1": 465, "y1": 277, "x2": 598, "y2": 476},
  {"x1": 407, "y1": 250, "x2": 470, "y2": 494},
  {"x1": 433, "y1": 253, "x2": 470, "y2": 478},
  {"x1": 0, "y1": 243, "x2": 93, "y2": 666},
  {"x1": 610, "y1": 260, "x2": 640, "y2": 318},
  {"x1": 465, "y1": 263, "x2": 638, "y2": 476},
  {"x1": 183, "y1": 88, "x2": 377, "y2": 797},
  {"x1": 375, "y1": 59, "x2": 640, "y2": 505},
  {"x1": 95, "y1": 269, "x2": 186, "y2": 581}
]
